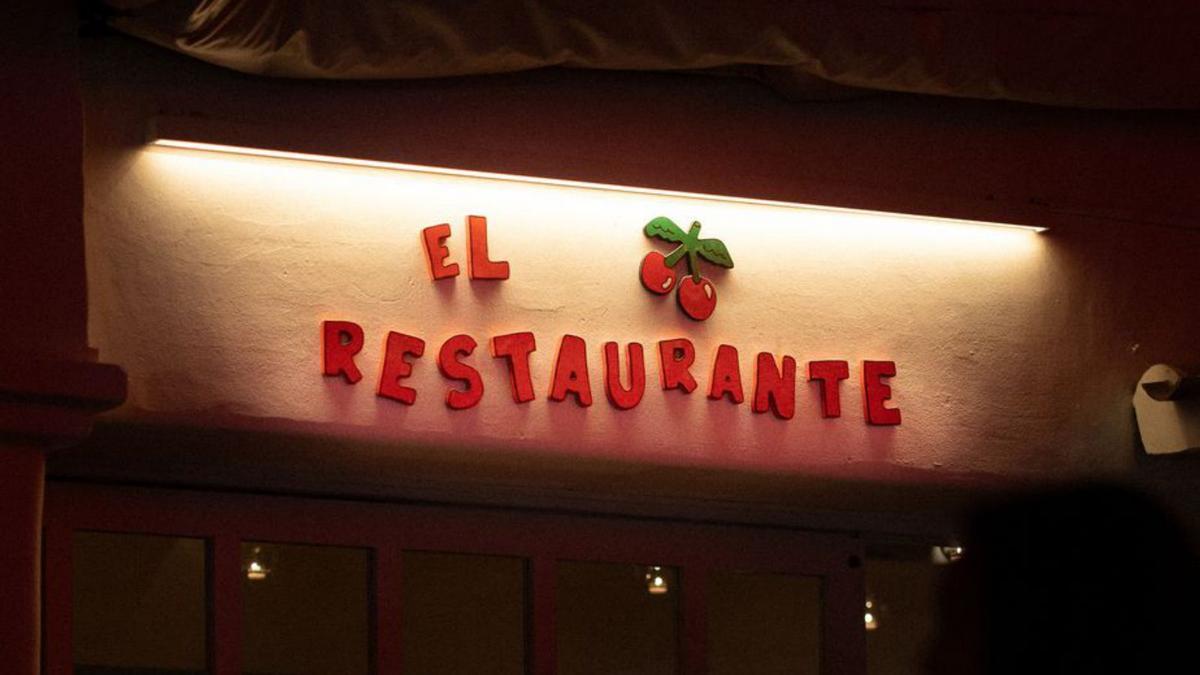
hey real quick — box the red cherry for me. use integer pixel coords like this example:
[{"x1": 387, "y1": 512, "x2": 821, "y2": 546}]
[
  {"x1": 639, "y1": 252, "x2": 677, "y2": 294},
  {"x1": 677, "y1": 276, "x2": 717, "y2": 320}
]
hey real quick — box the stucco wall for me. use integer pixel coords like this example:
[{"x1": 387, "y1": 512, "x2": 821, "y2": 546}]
[{"x1": 74, "y1": 36, "x2": 1200, "y2": 511}]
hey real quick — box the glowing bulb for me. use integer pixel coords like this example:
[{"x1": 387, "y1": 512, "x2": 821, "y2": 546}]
[
  {"x1": 932, "y1": 545, "x2": 965, "y2": 564},
  {"x1": 245, "y1": 546, "x2": 270, "y2": 581},
  {"x1": 645, "y1": 566, "x2": 670, "y2": 595},
  {"x1": 865, "y1": 596, "x2": 879, "y2": 630}
]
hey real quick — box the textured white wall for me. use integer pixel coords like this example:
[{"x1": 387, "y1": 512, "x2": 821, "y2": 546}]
[
  {"x1": 86, "y1": 145, "x2": 1062, "y2": 478},
  {"x1": 78, "y1": 38, "x2": 1200, "y2": 493}
]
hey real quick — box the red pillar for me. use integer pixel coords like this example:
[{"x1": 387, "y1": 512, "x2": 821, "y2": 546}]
[
  {"x1": 0, "y1": 448, "x2": 44, "y2": 673},
  {"x1": 0, "y1": 364, "x2": 126, "y2": 672},
  {"x1": 0, "y1": 1, "x2": 127, "y2": 672}
]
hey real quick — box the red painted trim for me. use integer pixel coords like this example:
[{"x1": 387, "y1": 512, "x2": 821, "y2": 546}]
[
  {"x1": 43, "y1": 482, "x2": 864, "y2": 675},
  {"x1": 680, "y1": 564, "x2": 709, "y2": 675},
  {"x1": 44, "y1": 484, "x2": 854, "y2": 567},
  {"x1": 530, "y1": 556, "x2": 557, "y2": 675},
  {"x1": 0, "y1": 358, "x2": 126, "y2": 410},
  {"x1": 0, "y1": 358, "x2": 125, "y2": 445},
  {"x1": 821, "y1": 549, "x2": 867, "y2": 675},
  {"x1": 373, "y1": 542, "x2": 403, "y2": 674},
  {"x1": 41, "y1": 508, "x2": 71, "y2": 675},
  {"x1": 211, "y1": 533, "x2": 243, "y2": 675},
  {"x1": 0, "y1": 449, "x2": 43, "y2": 674}
]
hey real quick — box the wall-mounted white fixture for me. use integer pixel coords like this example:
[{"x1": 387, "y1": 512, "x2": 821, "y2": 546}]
[{"x1": 1133, "y1": 364, "x2": 1200, "y2": 455}]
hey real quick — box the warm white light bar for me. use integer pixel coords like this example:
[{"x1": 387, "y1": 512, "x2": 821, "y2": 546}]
[{"x1": 149, "y1": 138, "x2": 1047, "y2": 233}]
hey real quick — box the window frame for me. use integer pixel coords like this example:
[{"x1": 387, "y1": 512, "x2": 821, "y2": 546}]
[{"x1": 43, "y1": 481, "x2": 865, "y2": 675}]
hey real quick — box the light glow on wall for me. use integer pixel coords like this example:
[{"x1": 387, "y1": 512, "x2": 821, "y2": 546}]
[
  {"x1": 97, "y1": 135, "x2": 1054, "y2": 473},
  {"x1": 139, "y1": 141, "x2": 1044, "y2": 276},
  {"x1": 149, "y1": 138, "x2": 1047, "y2": 234}
]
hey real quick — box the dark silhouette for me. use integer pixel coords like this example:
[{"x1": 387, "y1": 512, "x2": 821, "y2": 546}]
[{"x1": 927, "y1": 484, "x2": 1198, "y2": 674}]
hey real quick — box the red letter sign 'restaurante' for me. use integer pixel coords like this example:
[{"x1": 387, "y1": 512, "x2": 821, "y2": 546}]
[{"x1": 322, "y1": 215, "x2": 902, "y2": 426}]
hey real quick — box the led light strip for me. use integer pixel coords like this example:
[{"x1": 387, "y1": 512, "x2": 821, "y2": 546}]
[{"x1": 149, "y1": 138, "x2": 1047, "y2": 233}]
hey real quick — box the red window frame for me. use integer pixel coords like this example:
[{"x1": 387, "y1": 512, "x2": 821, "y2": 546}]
[{"x1": 43, "y1": 481, "x2": 866, "y2": 674}]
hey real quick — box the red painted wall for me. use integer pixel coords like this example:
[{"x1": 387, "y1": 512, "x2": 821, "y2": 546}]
[
  {"x1": 0, "y1": 2, "x2": 84, "y2": 672},
  {"x1": 0, "y1": 1, "x2": 88, "y2": 359}
]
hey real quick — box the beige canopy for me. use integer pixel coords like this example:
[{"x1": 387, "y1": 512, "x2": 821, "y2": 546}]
[{"x1": 101, "y1": 0, "x2": 1200, "y2": 108}]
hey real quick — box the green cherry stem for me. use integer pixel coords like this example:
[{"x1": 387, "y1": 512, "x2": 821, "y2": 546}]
[
  {"x1": 661, "y1": 221, "x2": 704, "y2": 278},
  {"x1": 685, "y1": 221, "x2": 703, "y2": 282},
  {"x1": 688, "y1": 250, "x2": 702, "y2": 282},
  {"x1": 663, "y1": 244, "x2": 687, "y2": 267}
]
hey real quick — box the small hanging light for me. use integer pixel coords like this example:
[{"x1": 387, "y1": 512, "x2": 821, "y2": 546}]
[
  {"x1": 864, "y1": 597, "x2": 879, "y2": 631},
  {"x1": 245, "y1": 546, "x2": 271, "y2": 581},
  {"x1": 645, "y1": 566, "x2": 669, "y2": 595}
]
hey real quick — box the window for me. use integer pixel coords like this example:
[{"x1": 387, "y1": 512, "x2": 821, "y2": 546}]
[{"x1": 45, "y1": 483, "x2": 865, "y2": 674}]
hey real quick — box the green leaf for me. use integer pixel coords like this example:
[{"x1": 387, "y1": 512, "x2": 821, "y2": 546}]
[
  {"x1": 697, "y1": 238, "x2": 734, "y2": 268},
  {"x1": 644, "y1": 216, "x2": 687, "y2": 243}
]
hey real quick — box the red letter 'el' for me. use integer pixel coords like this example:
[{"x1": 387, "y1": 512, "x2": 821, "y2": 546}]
[
  {"x1": 708, "y1": 344, "x2": 744, "y2": 404},
  {"x1": 322, "y1": 320, "x2": 364, "y2": 384},
  {"x1": 550, "y1": 335, "x2": 592, "y2": 406},
  {"x1": 753, "y1": 352, "x2": 796, "y2": 420},
  {"x1": 658, "y1": 339, "x2": 697, "y2": 393},
  {"x1": 438, "y1": 334, "x2": 484, "y2": 410},
  {"x1": 468, "y1": 215, "x2": 510, "y2": 280},
  {"x1": 863, "y1": 360, "x2": 901, "y2": 425},
  {"x1": 809, "y1": 360, "x2": 849, "y2": 418},
  {"x1": 377, "y1": 332, "x2": 425, "y2": 405},
  {"x1": 422, "y1": 223, "x2": 460, "y2": 280},
  {"x1": 604, "y1": 341, "x2": 645, "y2": 410},
  {"x1": 491, "y1": 332, "x2": 537, "y2": 403}
]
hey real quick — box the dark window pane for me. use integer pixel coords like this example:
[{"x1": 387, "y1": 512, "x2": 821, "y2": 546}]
[
  {"x1": 401, "y1": 551, "x2": 526, "y2": 674},
  {"x1": 866, "y1": 559, "x2": 944, "y2": 675},
  {"x1": 241, "y1": 542, "x2": 370, "y2": 675},
  {"x1": 557, "y1": 561, "x2": 678, "y2": 675},
  {"x1": 72, "y1": 532, "x2": 207, "y2": 674},
  {"x1": 708, "y1": 571, "x2": 821, "y2": 675}
]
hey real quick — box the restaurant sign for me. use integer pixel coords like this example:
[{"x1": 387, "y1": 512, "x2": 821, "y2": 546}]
[{"x1": 321, "y1": 216, "x2": 900, "y2": 426}]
